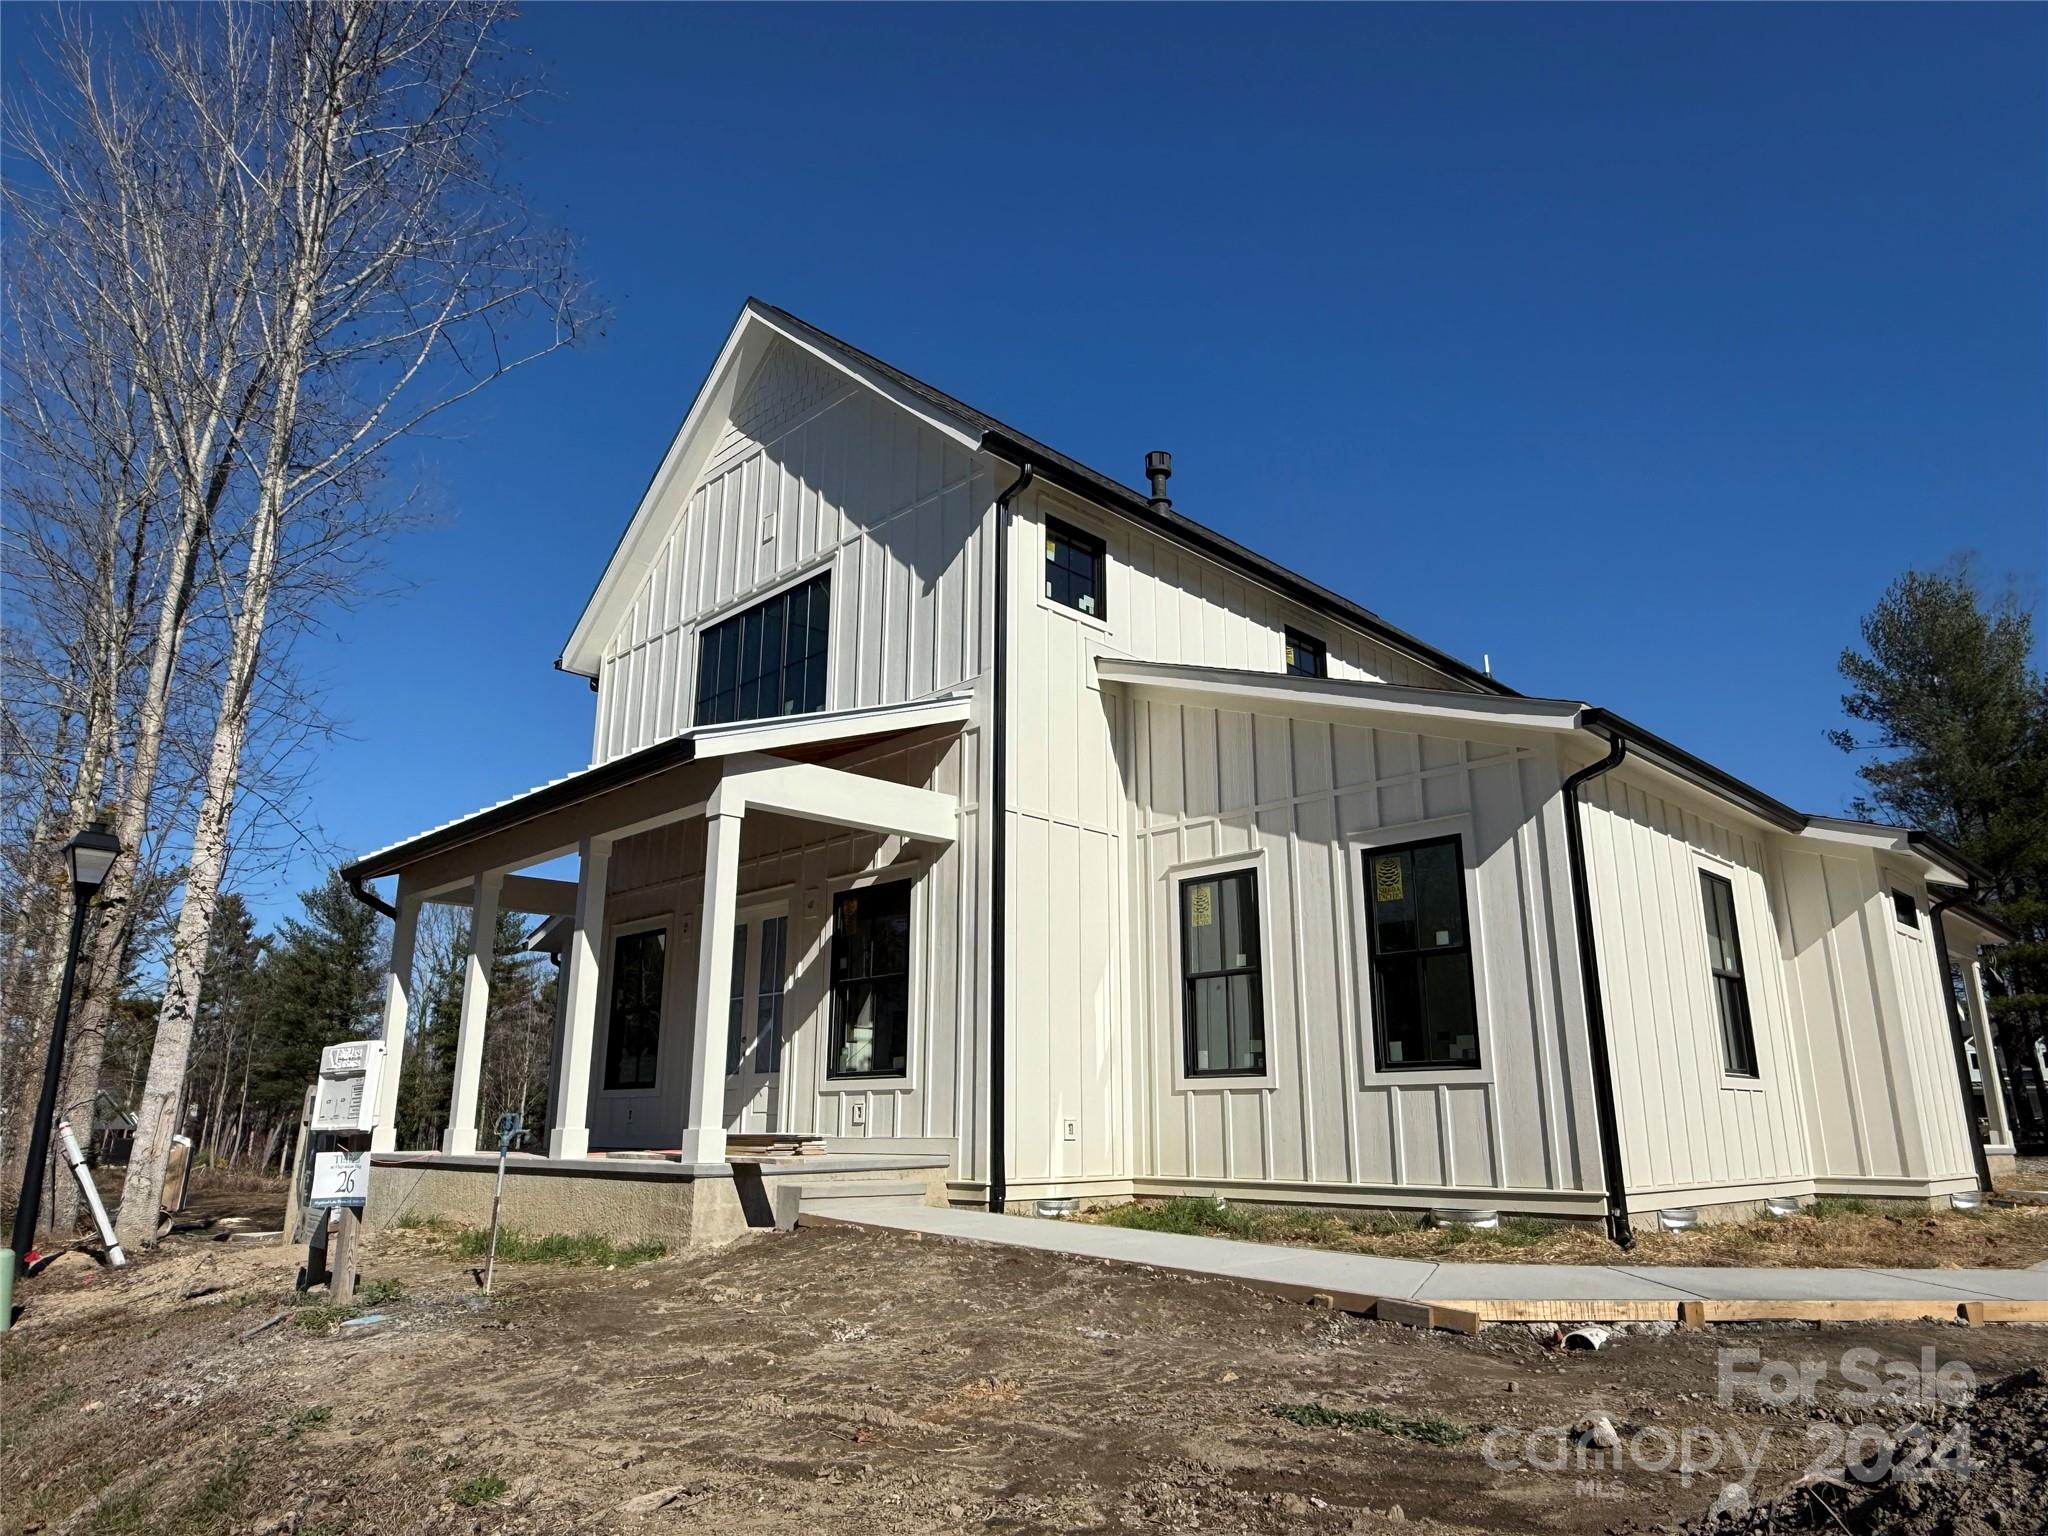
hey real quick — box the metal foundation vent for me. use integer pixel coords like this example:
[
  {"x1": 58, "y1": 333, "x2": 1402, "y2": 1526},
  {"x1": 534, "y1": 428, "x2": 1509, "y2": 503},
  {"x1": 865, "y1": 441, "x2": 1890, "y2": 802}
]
[
  {"x1": 1428, "y1": 1206, "x2": 1500, "y2": 1230},
  {"x1": 1034, "y1": 1197, "x2": 1078, "y2": 1218},
  {"x1": 1762, "y1": 1197, "x2": 1803, "y2": 1219},
  {"x1": 1658, "y1": 1207, "x2": 1700, "y2": 1232},
  {"x1": 1950, "y1": 1191, "x2": 1984, "y2": 1213}
]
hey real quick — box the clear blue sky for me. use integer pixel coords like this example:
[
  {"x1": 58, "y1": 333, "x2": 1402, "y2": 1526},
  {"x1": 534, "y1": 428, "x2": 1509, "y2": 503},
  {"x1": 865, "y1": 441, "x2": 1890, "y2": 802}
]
[{"x1": 259, "y1": 5, "x2": 2043, "y2": 927}]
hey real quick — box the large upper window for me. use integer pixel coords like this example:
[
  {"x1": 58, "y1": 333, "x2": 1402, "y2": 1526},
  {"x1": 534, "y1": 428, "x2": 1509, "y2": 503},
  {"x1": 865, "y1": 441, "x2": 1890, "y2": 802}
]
[
  {"x1": 603, "y1": 928, "x2": 665, "y2": 1091},
  {"x1": 829, "y1": 880, "x2": 912, "y2": 1078},
  {"x1": 1180, "y1": 868, "x2": 1266, "y2": 1078},
  {"x1": 1044, "y1": 516, "x2": 1105, "y2": 619},
  {"x1": 1363, "y1": 837, "x2": 1480, "y2": 1071},
  {"x1": 693, "y1": 571, "x2": 831, "y2": 727},
  {"x1": 1284, "y1": 628, "x2": 1327, "y2": 678},
  {"x1": 1700, "y1": 871, "x2": 1759, "y2": 1078}
]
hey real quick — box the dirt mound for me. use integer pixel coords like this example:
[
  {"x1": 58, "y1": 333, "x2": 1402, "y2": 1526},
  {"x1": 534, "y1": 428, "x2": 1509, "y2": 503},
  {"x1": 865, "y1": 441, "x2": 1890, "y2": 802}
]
[{"x1": 1672, "y1": 1368, "x2": 2047, "y2": 1535}]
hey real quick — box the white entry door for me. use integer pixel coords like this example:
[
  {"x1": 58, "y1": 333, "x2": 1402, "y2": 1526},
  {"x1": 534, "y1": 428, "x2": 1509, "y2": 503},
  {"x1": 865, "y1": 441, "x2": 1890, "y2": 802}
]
[{"x1": 723, "y1": 907, "x2": 789, "y2": 1133}]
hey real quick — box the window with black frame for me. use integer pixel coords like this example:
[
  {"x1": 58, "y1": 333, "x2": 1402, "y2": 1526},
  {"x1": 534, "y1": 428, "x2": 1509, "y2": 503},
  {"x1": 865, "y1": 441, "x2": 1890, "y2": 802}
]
[
  {"x1": 1283, "y1": 627, "x2": 1327, "y2": 678},
  {"x1": 1362, "y1": 837, "x2": 1480, "y2": 1070},
  {"x1": 1699, "y1": 870, "x2": 1759, "y2": 1077},
  {"x1": 1179, "y1": 868, "x2": 1266, "y2": 1077},
  {"x1": 692, "y1": 570, "x2": 831, "y2": 727},
  {"x1": 603, "y1": 928, "x2": 665, "y2": 1090},
  {"x1": 829, "y1": 880, "x2": 912, "y2": 1078},
  {"x1": 1044, "y1": 516, "x2": 1105, "y2": 618}
]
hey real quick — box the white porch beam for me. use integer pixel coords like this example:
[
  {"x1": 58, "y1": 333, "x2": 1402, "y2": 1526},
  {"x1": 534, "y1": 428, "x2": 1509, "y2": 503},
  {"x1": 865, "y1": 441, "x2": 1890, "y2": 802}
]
[
  {"x1": 443, "y1": 870, "x2": 503, "y2": 1155},
  {"x1": 423, "y1": 873, "x2": 577, "y2": 917},
  {"x1": 1964, "y1": 959, "x2": 2015, "y2": 1153},
  {"x1": 678, "y1": 805, "x2": 744, "y2": 1165},
  {"x1": 370, "y1": 883, "x2": 421, "y2": 1153},
  {"x1": 548, "y1": 837, "x2": 612, "y2": 1160},
  {"x1": 723, "y1": 754, "x2": 958, "y2": 844}
]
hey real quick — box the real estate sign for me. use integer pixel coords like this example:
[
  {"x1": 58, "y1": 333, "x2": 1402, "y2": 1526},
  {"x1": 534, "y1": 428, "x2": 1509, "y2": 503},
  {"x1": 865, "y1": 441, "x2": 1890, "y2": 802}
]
[{"x1": 309, "y1": 1149, "x2": 371, "y2": 1210}]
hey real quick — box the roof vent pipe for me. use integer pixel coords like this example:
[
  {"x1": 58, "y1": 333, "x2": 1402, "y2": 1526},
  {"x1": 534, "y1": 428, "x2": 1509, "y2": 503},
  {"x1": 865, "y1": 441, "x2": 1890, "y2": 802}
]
[{"x1": 1144, "y1": 450, "x2": 1172, "y2": 513}]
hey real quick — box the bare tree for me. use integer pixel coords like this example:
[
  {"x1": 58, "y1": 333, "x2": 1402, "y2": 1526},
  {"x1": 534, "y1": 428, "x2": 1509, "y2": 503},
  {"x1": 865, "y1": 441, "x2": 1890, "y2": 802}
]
[{"x1": 115, "y1": 2, "x2": 586, "y2": 1245}]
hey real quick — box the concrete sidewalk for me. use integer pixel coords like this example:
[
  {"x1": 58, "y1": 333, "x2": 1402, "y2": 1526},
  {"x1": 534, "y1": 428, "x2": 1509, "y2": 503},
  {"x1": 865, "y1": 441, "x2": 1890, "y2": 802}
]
[{"x1": 801, "y1": 1199, "x2": 2048, "y2": 1323}]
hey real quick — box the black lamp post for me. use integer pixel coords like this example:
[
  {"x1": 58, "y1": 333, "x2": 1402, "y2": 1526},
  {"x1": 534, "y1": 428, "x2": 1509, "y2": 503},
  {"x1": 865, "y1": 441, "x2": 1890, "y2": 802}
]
[{"x1": 7, "y1": 820, "x2": 121, "y2": 1279}]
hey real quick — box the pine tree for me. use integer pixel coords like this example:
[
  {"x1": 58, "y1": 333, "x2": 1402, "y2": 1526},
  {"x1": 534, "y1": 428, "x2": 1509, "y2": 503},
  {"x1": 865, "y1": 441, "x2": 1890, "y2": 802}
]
[
  {"x1": 1831, "y1": 564, "x2": 2048, "y2": 1138},
  {"x1": 248, "y1": 872, "x2": 387, "y2": 1121}
]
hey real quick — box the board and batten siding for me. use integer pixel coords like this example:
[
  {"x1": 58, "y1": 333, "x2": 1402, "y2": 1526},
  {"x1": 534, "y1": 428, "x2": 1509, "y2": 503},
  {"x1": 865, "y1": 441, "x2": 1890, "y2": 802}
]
[
  {"x1": 998, "y1": 479, "x2": 1586, "y2": 1200},
  {"x1": 1575, "y1": 770, "x2": 1813, "y2": 1202},
  {"x1": 1124, "y1": 696, "x2": 1601, "y2": 1201},
  {"x1": 1776, "y1": 842, "x2": 1976, "y2": 1187},
  {"x1": 590, "y1": 730, "x2": 980, "y2": 1161},
  {"x1": 589, "y1": 339, "x2": 996, "y2": 762}
]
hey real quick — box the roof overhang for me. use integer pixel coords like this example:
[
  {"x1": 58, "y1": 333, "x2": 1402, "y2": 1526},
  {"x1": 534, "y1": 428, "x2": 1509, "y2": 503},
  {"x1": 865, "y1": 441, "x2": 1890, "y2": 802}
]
[
  {"x1": 1799, "y1": 816, "x2": 1988, "y2": 888},
  {"x1": 342, "y1": 692, "x2": 973, "y2": 887},
  {"x1": 1095, "y1": 658, "x2": 1578, "y2": 737}
]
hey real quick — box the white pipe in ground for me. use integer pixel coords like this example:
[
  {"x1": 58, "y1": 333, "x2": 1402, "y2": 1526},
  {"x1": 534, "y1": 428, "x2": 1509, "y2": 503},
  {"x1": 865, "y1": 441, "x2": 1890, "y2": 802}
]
[{"x1": 56, "y1": 1119, "x2": 126, "y2": 1267}]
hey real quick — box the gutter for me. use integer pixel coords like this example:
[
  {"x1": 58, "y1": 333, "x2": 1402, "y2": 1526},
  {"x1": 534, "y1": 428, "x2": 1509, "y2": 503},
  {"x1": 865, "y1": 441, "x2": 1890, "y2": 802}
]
[
  {"x1": 1926, "y1": 885, "x2": 1996, "y2": 1195},
  {"x1": 987, "y1": 460, "x2": 1036, "y2": 1213},
  {"x1": 1559, "y1": 734, "x2": 1636, "y2": 1246}
]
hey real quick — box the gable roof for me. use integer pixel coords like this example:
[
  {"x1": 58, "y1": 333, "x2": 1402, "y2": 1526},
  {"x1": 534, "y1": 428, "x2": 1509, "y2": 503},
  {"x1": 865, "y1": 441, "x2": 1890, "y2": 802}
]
[{"x1": 559, "y1": 299, "x2": 1507, "y2": 695}]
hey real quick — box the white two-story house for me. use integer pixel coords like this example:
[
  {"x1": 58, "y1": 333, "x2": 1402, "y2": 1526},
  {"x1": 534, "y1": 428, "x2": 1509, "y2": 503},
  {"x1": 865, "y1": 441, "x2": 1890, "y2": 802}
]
[{"x1": 343, "y1": 300, "x2": 2019, "y2": 1246}]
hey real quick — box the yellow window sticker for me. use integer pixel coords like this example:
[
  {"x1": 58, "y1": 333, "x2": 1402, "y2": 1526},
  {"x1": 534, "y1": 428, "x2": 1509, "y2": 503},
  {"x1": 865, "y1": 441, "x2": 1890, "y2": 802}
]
[
  {"x1": 1190, "y1": 883, "x2": 1215, "y2": 927},
  {"x1": 1374, "y1": 855, "x2": 1404, "y2": 903}
]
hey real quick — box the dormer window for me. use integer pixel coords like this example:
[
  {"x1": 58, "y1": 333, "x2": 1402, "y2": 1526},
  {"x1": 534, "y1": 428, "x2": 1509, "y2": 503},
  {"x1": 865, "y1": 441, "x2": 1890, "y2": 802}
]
[
  {"x1": 1045, "y1": 516, "x2": 1105, "y2": 619},
  {"x1": 1284, "y1": 627, "x2": 1327, "y2": 678},
  {"x1": 693, "y1": 571, "x2": 831, "y2": 727}
]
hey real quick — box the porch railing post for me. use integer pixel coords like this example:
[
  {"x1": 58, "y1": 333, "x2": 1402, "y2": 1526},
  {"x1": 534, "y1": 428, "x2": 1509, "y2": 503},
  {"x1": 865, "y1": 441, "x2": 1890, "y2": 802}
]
[
  {"x1": 548, "y1": 836, "x2": 611, "y2": 1160},
  {"x1": 1965, "y1": 958, "x2": 2014, "y2": 1153},
  {"x1": 680, "y1": 802, "x2": 744, "y2": 1165},
  {"x1": 444, "y1": 870, "x2": 503, "y2": 1155}
]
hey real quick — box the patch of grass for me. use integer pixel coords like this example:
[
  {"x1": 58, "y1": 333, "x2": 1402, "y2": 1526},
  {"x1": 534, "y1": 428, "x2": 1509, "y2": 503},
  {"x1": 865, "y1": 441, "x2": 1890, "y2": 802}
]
[
  {"x1": 453, "y1": 1473, "x2": 509, "y2": 1507},
  {"x1": 1097, "y1": 1196, "x2": 1256, "y2": 1237},
  {"x1": 91, "y1": 1489, "x2": 151, "y2": 1535},
  {"x1": 1269, "y1": 1400, "x2": 1469, "y2": 1445},
  {"x1": 447, "y1": 1225, "x2": 666, "y2": 1267},
  {"x1": 286, "y1": 1405, "x2": 333, "y2": 1440},
  {"x1": 292, "y1": 1303, "x2": 360, "y2": 1332},
  {"x1": 1808, "y1": 1197, "x2": 1882, "y2": 1219},
  {"x1": 357, "y1": 1276, "x2": 405, "y2": 1305}
]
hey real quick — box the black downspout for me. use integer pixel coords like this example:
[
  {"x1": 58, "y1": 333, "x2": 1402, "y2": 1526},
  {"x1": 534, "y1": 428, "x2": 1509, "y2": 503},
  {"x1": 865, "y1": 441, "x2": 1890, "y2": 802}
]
[
  {"x1": 1927, "y1": 889, "x2": 1995, "y2": 1195},
  {"x1": 344, "y1": 870, "x2": 399, "y2": 921},
  {"x1": 987, "y1": 461, "x2": 1035, "y2": 1213},
  {"x1": 1561, "y1": 735, "x2": 1635, "y2": 1247}
]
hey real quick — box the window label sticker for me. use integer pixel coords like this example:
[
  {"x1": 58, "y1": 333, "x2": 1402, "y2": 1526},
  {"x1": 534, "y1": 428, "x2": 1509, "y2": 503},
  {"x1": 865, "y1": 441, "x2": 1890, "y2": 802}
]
[
  {"x1": 1374, "y1": 855, "x2": 1404, "y2": 902},
  {"x1": 1436, "y1": 929, "x2": 1451, "y2": 947},
  {"x1": 1190, "y1": 884, "x2": 1214, "y2": 927}
]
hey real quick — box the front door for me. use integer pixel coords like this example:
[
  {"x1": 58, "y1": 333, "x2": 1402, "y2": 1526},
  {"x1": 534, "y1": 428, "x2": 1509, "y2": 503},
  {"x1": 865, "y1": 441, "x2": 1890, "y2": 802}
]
[{"x1": 723, "y1": 907, "x2": 789, "y2": 1133}]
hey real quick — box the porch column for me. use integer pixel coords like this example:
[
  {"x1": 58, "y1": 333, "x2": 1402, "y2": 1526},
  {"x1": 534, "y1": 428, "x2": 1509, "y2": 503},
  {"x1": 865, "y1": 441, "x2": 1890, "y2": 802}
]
[
  {"x1": 370, "y1": 884, "x2": 421, "y2": 1153},
  {"x1": 443, "y1": 870, "x2": 503, "y2": 1155},
  {"x1": 679, "y1": 804, "x2": 744, "y2": 1165},
  {"x1": 1965, "y1": 958, "x2": 2015, "y2": 1152},
  {"x1": 548, "y1": 837, "x2": 611, "y2": 1160}
]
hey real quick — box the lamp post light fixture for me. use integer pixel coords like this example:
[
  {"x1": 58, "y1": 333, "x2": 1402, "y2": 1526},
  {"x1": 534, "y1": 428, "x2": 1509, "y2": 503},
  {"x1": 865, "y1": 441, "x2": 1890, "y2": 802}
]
[{"x1": 3, "y1": 820, "x2": 121, "y2": 1319}]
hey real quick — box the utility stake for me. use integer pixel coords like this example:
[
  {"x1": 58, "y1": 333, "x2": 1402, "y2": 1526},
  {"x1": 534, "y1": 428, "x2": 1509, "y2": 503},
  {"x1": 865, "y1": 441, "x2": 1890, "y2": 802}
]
[{"x1": 482, "y1": 1111, "x2": 525, "y2": 1295}]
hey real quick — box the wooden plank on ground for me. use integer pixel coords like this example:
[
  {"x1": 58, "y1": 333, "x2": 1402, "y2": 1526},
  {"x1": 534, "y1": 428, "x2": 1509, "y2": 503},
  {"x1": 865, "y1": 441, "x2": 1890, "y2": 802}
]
[
  {"x1": 1433, "y1": 1298, "x2": 1681, "y2": 1325},
  {"x1": 1373, "y1": 1298, "x2": 1483, "y2": 1336},
  {"x1": 1692, "y1": 1299, "x2": 1960, "y2": 1325},
  {"x1": 1960, "y1": 1300, "x2": 2048, "y2": 1326}
]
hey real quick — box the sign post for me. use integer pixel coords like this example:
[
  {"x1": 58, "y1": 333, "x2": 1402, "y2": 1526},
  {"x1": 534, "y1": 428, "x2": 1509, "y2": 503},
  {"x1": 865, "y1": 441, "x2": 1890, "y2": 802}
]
[{"x1": 307, "y1": 1042, "x2": 382, "y2": 1301}]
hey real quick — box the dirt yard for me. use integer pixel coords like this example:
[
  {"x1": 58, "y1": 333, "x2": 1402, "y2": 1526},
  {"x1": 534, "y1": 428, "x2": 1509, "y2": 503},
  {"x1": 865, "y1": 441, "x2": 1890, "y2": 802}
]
[{"x1": 5, "y1": 1201, "x2": 2046, "y2": 1536}]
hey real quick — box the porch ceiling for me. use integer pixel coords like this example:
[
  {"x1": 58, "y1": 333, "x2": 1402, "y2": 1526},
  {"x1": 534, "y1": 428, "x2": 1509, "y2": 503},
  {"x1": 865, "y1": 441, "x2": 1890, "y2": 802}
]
[{"x1": 342, "y1": 691, "x2": 971, "y2": 893}]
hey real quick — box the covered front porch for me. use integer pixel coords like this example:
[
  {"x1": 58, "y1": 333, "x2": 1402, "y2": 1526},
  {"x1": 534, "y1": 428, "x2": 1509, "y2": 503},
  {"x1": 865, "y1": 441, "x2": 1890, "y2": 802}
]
[{"x1": 341, "y1": 695, "x2": 973, "y2": 1238}]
